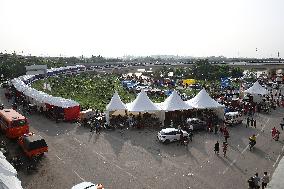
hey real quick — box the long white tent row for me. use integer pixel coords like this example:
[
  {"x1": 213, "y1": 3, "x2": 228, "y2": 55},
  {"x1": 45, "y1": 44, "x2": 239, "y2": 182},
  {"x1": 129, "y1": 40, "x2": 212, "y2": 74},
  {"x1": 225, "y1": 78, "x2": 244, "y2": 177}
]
[
  {"x1": 106, "y1": 89, "x2": 225, "y2": 125},
  {"x1": 10, "y1": 65, "x2": 85, "y2": 121}
]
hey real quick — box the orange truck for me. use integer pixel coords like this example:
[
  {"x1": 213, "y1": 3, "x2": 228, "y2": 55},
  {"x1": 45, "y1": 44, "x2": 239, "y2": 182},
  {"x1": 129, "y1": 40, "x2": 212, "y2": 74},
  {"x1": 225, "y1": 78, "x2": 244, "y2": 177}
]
[
  {"x1": 0, "y1": 109, "x2": 29, "y2": 138},
  {"x1": 18, "y1": 132, "x2": 48, "y2": 158}
]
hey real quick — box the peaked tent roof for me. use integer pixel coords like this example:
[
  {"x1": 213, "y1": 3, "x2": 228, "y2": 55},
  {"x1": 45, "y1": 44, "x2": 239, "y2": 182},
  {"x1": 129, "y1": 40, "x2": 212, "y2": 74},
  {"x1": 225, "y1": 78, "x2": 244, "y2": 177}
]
[
  {"x1": 106, "y1": 91, "x2": 127, "y2": 111},
  {"x1": 160, "y1": 90, "x2": 192, "y2": 111},
  {"x1": 186, "y1": 89, "x2": 225, "y2": 109},
  {"x1": 127, "y1": 90, "x2": 161, "y2": 112},
  {"x1": 244, "y1": 81, "x2": 268, "y2": 95}
]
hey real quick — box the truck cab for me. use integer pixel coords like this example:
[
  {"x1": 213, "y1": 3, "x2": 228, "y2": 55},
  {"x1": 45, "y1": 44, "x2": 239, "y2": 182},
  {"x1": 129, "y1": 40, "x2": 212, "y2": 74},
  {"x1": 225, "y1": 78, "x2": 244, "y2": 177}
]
[{"x1": 18, "y1": 132, "x2": 48, "y2": 159}]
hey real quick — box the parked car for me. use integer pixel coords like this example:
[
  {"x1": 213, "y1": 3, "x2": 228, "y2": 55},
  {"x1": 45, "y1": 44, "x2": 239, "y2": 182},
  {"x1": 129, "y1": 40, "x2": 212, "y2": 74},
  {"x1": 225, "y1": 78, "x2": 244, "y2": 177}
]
[
  {"x1": 224, "y1": 112, "x2": 243, "y2": 125},
  {"x1": 272, "y1": 83, "x2": 279, "y2": 89},
  {"x1": 72, "y1": 182, "x2": 98, "y2": 189},
  {"x1": 188, "y1": 84, "x2": 202, "y2": 90},
  {"x1": 186, "y1": 118, "x2": 207, "y2": 130},
  {"x1": 157, "y1": 128, "x2": 188, "y2": 144}
]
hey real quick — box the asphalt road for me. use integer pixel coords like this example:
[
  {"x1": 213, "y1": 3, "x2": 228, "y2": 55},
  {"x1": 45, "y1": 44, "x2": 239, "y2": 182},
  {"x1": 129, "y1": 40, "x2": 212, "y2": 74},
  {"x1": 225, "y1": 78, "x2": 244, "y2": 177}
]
[{"x1": 1, "y1": 88, "x2": 284, "y2": 189}]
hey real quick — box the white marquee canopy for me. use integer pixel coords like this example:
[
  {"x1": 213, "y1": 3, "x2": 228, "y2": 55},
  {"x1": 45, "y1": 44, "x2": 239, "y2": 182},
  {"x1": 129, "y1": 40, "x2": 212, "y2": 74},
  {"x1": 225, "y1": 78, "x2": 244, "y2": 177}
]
[
  {"x1": 244, "y1": 81, "x2": 269, "y2": 96},
  {"x1": 127, "y1": 90, "x2": 161, "y2": 112},
  {"x1": 159, "y1": 90, "x2": 192, "y2": 111},
  {"x1": 106, "y1": 91, "x2": 127, "y2": 111},
  {"x1": 186, "y1": 89, "x2": 225, "y2": 109}
]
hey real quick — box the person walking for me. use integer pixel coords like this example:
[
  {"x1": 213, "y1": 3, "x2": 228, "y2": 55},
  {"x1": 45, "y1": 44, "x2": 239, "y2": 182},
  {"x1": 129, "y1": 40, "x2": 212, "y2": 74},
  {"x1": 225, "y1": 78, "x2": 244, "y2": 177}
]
[
  {"x1": 224, "y1": 129, "x2": 230, "y2": 143},
  {"x1": 178, "y1": 130, "x2": 184, "y2": 146},
  {"x1": 251, "y1": 118, "x2": 254, "y2": 127},
  {"x1": 271, "y1": 127, "x2": 277, "y2": 138},
  {"x1": 280, "y1": 118, "x2": 284, "y2": 131},
  {"x1": 246, "y1": 117, "x2": 250, "y2": 128},
  {"x1": 214, "y1": 141, "x2": 219, "y2": 155},
  {"x1": 222, "y1": 142, "x2": 228, "y2": 157},
  {"x1": 95, "y1": 120, "x2": 101, "y2": 134},
  {"x1": 253, "y1": 173, "x2": 261, "y2": 189},
  {"x1": 254, "y1": 119, "x2": 257, "y2": 128},
  {"x1": 90, "y1": 122, "x2": 94, "y2": 132},
  {"x1": 248, "y1": 176, "x2": 255, "y2": 189},
  {"x1": 261, "y1": 172, "x2": 269, "y2": 189},
  {"x1": 214, "y1": 124, "x2": 218, "y2": 134}
]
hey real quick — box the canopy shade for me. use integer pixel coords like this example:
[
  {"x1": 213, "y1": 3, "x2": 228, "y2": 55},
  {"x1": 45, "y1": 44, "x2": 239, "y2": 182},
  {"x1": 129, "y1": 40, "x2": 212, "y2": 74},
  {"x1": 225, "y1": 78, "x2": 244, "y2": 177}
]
[
  {"x1": 187, "y1": 89, "x2": 225, "y2": 109},
  {"x1": 106, "y1": 91, "x2": 127, "y2": 111},
  {"x1": 244, "y1": 81, "x2": 268, "y2": 95},
  {"x1": 159, "y1": 90, "x2": 192, "y2": 111},
  {"x1": 127, "y1": 90, "x2": 160, "y2": 112}
]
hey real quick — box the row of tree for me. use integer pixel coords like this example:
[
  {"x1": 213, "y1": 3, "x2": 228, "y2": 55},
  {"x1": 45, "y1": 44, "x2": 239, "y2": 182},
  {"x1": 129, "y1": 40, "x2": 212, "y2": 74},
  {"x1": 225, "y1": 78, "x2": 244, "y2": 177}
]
[
  {"x1": 151, "y1": 59, "x2": 244, "y2": 81},
  {"x1": 0, "y1": 53, "x2": 122, "y2": 79}
]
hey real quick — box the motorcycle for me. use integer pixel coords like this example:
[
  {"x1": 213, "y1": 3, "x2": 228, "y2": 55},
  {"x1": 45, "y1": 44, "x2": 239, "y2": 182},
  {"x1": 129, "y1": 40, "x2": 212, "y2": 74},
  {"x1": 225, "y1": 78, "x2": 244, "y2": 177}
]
[
  {"x1": 273, "y1": 132, "x2": 280, "y2": 141},
  {"x1": 183, "y1": 136, "x2": 189, "y2": 146}
]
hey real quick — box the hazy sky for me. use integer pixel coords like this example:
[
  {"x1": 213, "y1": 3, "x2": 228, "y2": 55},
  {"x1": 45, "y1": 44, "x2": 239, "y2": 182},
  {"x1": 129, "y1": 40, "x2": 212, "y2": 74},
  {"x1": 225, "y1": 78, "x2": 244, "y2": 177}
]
[{"x1": 0, "y1": 0, "x2": 283, "y2": 58}]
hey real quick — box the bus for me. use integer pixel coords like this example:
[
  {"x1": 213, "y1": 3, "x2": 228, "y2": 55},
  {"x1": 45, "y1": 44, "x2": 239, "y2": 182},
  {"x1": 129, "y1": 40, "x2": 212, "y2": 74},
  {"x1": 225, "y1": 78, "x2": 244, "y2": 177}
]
[{"x1": 0, "y1": 109, "x2": 29, "y2": 139}]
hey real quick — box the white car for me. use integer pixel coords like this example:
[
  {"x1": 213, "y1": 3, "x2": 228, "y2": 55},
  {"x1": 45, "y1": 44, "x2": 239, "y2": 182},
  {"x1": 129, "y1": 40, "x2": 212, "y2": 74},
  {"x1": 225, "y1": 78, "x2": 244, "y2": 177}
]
[
  {"x1": 157, "y1": 128, "x2": 188, "y2": 144},
  {"x1": 72, "y1": 182, "x2": 97, "y2": 189},
  {"x1": 224, "y1": 111, "x2": 243, "y2": 125}
]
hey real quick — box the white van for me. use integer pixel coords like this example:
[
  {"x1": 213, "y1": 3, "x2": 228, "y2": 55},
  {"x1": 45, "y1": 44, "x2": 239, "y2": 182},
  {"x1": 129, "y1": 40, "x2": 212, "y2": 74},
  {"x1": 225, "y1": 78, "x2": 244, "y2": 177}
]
[{"x1": 224, "y1": 112, "x2": 243, "y2": 125}]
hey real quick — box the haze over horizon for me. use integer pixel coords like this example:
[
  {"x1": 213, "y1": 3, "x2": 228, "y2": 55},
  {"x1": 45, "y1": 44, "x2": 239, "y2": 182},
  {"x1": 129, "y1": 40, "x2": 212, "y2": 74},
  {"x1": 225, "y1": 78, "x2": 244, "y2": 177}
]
[{"x1": 1, "y1": 0, "x2": 283, "y2": 58}]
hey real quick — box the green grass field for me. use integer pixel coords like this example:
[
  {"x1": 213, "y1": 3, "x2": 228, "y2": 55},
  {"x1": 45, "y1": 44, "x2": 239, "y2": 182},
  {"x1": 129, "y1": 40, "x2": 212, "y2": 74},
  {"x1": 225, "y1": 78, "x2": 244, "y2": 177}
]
[{"x1": 32, "y1": 73, "x2": 165, "y2": 111}]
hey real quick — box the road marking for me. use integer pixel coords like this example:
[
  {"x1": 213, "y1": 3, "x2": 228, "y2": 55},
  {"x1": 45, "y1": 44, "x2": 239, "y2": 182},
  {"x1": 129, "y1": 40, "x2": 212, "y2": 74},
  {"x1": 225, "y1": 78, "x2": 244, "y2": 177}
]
[
  {"x1": 222, "y1": 118, "x2": 270, "y2": 174},
  {"x1": 73, "y1": 170, "x2": 86, "y2": 182},
  {"x1": 74, "y1": 137, "x2": 82, "y2": 145},
  {"x1": 273, "y1": 155, "x2": 281, "y2": 167},
  {"x1": 55, "y1": 154, "x2": 66, "y2": 164},
  {"x1": 55, "y1": 154, "x2": 62, "y2": 160},
  {"x1": 272, "y1": 141, "x2": 284, "y2": 167}
]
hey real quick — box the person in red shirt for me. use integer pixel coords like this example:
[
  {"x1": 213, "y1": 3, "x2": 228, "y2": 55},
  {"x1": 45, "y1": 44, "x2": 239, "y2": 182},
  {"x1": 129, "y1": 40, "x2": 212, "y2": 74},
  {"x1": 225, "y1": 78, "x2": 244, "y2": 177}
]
[{"x1": 271, "y1": 127, "x2": 277, "y2": 138}]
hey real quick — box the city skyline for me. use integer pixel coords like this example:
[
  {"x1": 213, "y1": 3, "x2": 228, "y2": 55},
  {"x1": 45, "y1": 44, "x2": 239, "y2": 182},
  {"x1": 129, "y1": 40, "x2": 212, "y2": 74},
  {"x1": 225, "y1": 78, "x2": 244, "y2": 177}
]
[{"x1": 0, "y1": 0, "x2": 283, "y2": 58}]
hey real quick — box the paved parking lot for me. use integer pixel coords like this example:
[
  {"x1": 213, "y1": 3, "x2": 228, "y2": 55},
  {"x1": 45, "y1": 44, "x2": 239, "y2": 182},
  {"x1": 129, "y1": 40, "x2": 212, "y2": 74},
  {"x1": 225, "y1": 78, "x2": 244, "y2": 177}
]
[{"x1": 1, "y1": 89, "x2": 284, "y2": 189}]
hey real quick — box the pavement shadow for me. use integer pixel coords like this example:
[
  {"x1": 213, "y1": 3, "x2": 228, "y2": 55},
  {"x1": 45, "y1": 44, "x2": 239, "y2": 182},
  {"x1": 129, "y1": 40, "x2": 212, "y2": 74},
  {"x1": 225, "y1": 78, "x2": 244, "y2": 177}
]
[
  {"x1": 28, "y1": 114, "x2": 75, "y2": 137},
  {"x1": 251, "y1": 147, "x2": 267, "y2": 158}
]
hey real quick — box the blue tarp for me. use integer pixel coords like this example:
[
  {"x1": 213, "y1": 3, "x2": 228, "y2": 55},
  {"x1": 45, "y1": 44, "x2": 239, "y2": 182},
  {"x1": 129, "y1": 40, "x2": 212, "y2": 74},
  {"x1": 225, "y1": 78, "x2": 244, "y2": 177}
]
[{"x1": 221, "y1": 77, "x2": 231, "y2": 88}]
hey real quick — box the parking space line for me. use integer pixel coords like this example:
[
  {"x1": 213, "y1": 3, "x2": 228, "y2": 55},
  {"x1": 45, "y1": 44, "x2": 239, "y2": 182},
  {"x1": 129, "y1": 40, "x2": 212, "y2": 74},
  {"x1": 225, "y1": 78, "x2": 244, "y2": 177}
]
[
  {"x1": 55, "y1": 154, "x2": 66, "y2": 164},
  {"x1": 74, "y1": 170, "x2": 86, "y2": 182},
  {"x1": 272, "y1": 143, "x2": 284, "y2": 167},
  {"x1": 55, "y1": 154, "x2": 62, "y2": 160},
  {"x1": 273, "y1": 155, "x2": 281, "y2": 167},
  {"x1": 74, "y1": 137, "x2": 82, "y2": 145},
  {"x1": 222, "y1": 118, "x2": 270, "y2": 174}
]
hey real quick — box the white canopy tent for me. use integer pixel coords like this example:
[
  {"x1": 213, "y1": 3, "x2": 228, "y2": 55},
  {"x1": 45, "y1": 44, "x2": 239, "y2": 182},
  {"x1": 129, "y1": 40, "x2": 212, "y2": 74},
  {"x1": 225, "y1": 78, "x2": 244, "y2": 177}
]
[
  {"x1": 105, "y1": 91, "x2": 127, "y2": 124},
  {"x1": 187, "y1": 89, "x2": 225, "y2": 109},
  {"x1": 244, "y1": 81, "x2": 268, "y2": 95},
  {"x1": 159, "y1": 90, "x2": 192, "y2": 111},
  {"x1": 126, "y1": 90, "x2": 164, "y2": 125},
  {"x1": 0, "y1": 152, "x2": 23, "y2": 189},
  {"x1": 127, "y1": 90, "x2": 161, "y2": 112}
]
